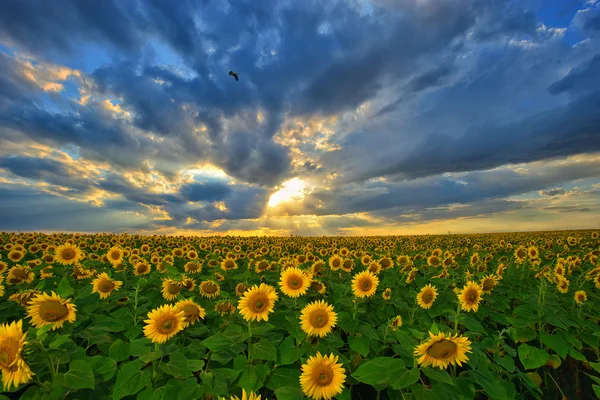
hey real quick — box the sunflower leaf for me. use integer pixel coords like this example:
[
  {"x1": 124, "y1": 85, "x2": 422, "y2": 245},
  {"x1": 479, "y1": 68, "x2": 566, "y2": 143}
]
[
  {"x1": 352, "y1": 357, "x2": 406, "y2": 390},
  {"x1": 518, "y1": 344, "x2": 548, "y2": 370},
  {"x1": 62, "y1": 360, "x2": 95, "y2": 390}
]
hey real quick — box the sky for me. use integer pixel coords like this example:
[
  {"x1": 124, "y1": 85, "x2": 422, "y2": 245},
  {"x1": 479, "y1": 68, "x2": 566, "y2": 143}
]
[{"x1": 0, "y1": 0, "x2": 600, "y2": 236}]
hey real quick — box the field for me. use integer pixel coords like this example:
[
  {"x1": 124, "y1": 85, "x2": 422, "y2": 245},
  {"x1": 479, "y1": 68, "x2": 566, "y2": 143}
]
[{"x1": 0, "y1": 230, "x2": 599, "y2": 400}]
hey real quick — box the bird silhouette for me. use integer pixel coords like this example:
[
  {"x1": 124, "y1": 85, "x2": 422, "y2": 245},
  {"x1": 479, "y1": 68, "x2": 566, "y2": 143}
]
[{"x1": 229, "y1": 70, "x2": 239, "y2": 81}]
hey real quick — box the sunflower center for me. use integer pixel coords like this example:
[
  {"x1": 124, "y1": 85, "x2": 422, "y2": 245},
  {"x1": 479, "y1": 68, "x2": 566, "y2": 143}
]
[
  {"x1": 312, "y1": 365, "x2": 334, "y2": 387},
  {"x1": 110, "y1": 251, "x2": 120, "y2": 260},
  {"x1": 250, "y1": 294, "x2": 269, "y2": 313},
  {"x1": 167, "y1": 283, "x2": 181, "y2": 295},
  {"x1": 288, "y1": 275, "x2": 302, "y2": 289},
  {"x1": 381, "y1": 259, "x2": 391, "y2": 268},
  {"x1": 482, "y1": 279, "x2": 495, "y2": 291},
  {"x1": 309, "y1": 310, "x2": 329, "y2": 328},
  {"x1": 39, "y1": 300, "x2": 69, "y2": 322},
  {"x1": 360, "y1": 279, "x2": 372, "y2": 291},
  {"x1": 424, "y1": 293, "x2": 433, "y2": 303},
  {"x1": 137, "y1": 264, "x2": 148, "y2": 273},
  {"x1": 13, "y1": 268, "x2": 28, "y2": 279},
  {"x1": 427, "y1": 339, "x2": 458, "y2": 359},
  {"x1": 158, "y1": 317, "x2": 178, "y2": 334},
  {"x1": 182, "y1": 305, "x2": 199, "y2": 320},
  {"x1": 61, "y1": 249, "x2": 76, "y2": 260},
  {"x1": 10, "y1": 253, "x2": 20, "y2": 260},
  {"x1": 517, "y1": 250, "x2": 526, "y2": 258},
  {"x1": 0, "y1": 338, "x2": 19, "y2": 368},
  {"x1": 467, "y1": 290, "x2": 478, "y2": 303},
  {"x1": 99, "y1": 280, "x2": 116, "y2": 293},
  {"x1": 332, "y1": 259, "x2": 340, "y2": 268},
  {"x1": 203, "y1": 283, "x2": 218, "y2": 294}
]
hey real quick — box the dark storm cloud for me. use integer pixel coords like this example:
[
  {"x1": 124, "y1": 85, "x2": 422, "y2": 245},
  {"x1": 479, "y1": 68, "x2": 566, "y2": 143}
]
[
  {"x1": 547, "y1": 55, "x2": 600, "y2": 96},
  {"x1": 539, "y1": 188, "x2": 565, "y2": 197},
  {"x1": 179, "y1": 181, "x2": 233, "y2": 202}
]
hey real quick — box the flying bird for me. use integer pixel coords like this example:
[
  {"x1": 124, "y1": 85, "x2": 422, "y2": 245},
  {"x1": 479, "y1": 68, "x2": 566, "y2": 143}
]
[{"x1": 229, "y1": 70, "x2": 239, "y2": 81}]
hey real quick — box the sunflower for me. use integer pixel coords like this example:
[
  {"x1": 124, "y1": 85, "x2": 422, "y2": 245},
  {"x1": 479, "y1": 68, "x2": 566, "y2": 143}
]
[
  {"x1": 92, "y1": 273, "x2": 123, "y2": 299},
  {"x1": 199, "y1": 280, "x2": 221, "y2": 299},
  {"x1": 27, "y1": 292, "x2": 77, "y2": 330},
  {"x1": 0, "y1": 320, "x2": 34, "y2": 390},
  {"x1": 0, "y1": 261, "x2": 7, "y2": 274},
  {"x1": 254, "y1": 260, "x2": 271, "y2": 274},
  {"x1": 221, "y1": 258, "x2": 238, "y2": 271},
  {"x1": 367, "y1": 261, "x2": 381, "y2": 274},
  {"x1": 180, "y1": 276, "x2": 195, "y2": 291},
  {"x1": 556, "y1": 276, "x2": 569, "y2": 294},
  {"x1": 160, "y1": 279, "x2": 183, "y2": 302},
  {"x1": 414, "y1": 331, "x2": 472, "y2": 370},
  {"x1": 6, "y1": 265, "x2": 35, "y2": 285},
  {"x1": 427, "y1": 255, "x2": 441, "y2": 268},
  {"x1": 514, "y1": 246, "x2": 527, "y2": 263},
  {"x1": 237, "y1": 283, "x2": 278, "y2": 322},
  {"x1": 470, "y1": 253, "x2": 480, "y2": 267},
  {"x1": 417, "y1": 284, "x2": 438, "y2": 310},
  {"x1": 7, "y1": 250, "x2": 24, "y2": 263},
  {"x1": 8, "y1": 290, "x2": 40, "y2": 307},
  {"x1": 379, "y1": 257, "x2": 394, "y2": 270},
  {"x1": 328, "y1": 255, "x2": 342, "y2": 271},
  {"x1": 106, "y1": 246, "x2": 123, "y2": 267},
  {"x1": 235, "y1": 283, "x2": 249, "y2": 297},
  {"x1": 133, "y1": 262, "x2": 151, "y2": 276},
  {"x1": 40, "y1": 266, "x2": 53, "y2": 280},
  {"x1": 174, "y1": 299, "x2": 206, "y2": 328},
  {"x1": 480, "y1": 274, "x2": 499, "y2": 294},
  {"x1": 528, "y1": 246, "x2": 540, "y2": 260},
  {"x1": 54, "y1": 243, "x2": 82, "y2": 266},
  {"x1": 215, "y1": 301, "x2": 237, "y2": 316},
  {"x1": 458, "y1": 281, "x2": 483, "y2": 313},
  {"x1": 143, "y1": 304, "x2": 185, "y2": 344},
  {"x1": 382, "y1": 288, "x2": 392, "y2": 301},
  {"x1": 406, "y1": 268, "x2": 418, "y2": 283},
  {"x1": 300, "y1": 352, "x2": 346, "y2": 400},
  {"x1": 300, "y1": 300, "x2": 337, "y2": 338},
  {"x1": 574, "y1": 290, "x2": 587, "y2": 304},
  {"x1": 280, "y1": 267, "x2": 311, "y2": 298},
  {"x1": 184, "y1": 261, "x2": 203, "y2": 274},
  {"x1": 222, "y1": 389, "x2": 261, "y2": 400},
  {"x1": 351, "y1": 271, "x2": 379, "y2": 298},
  {"x1": 389, "y1": 316, "x2": 402, "y2": 331},
  {"x1": 72, "y1": 264, "x2": 95, "y2": 280},
  {"x1": 186, "y1": 250, "x2": 198, "y2": 260}
]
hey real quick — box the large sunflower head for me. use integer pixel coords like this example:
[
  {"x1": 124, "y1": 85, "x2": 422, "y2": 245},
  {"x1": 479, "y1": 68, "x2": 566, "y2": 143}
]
[
  {"x1": 106, "y1": 246, "x2": 123, "y2": 266},
  {"x1": 328, "y1": 255, "x2": 342, "y2": 271},
  {"x1": 6, "y1": 265, "x2": 35, "y2": 285},
  {"x1": 427, "y1": 255, "x2": 441, "y2": 268},
  {"x1": 279, "y1": 267, "x2": 311, "y2": 298},
  {"x1": 54, "y1": 243, "x2": 82, "y2": 266},
  {"x1": 221, "y1": 259, "x2": 238, "y2": 271},
  {"x1": 143, "y1": 304, "x2": 185, "y2": 344},
  {"x1": 237, "y1": 283, "x2": 278, "y2": 322},
  {"x1": 174, "y1": 299, "x2": 206, "y2": 328},
  {"x1": 26, "y1": 292, "x2": 77, "y2": 330},
  {"x1": 458, "y1": 281, "x2": 483, "y2": 313},
  {"x1": 0, "y1": 320, "x2": 34, "y2": 390},
  {"x1": 367, "y1": 261, "x2": 381, "y2": 274},
  {"x1": 199, "y1": 280, "x2": 221, "y2": 299},
  {"x1": 8, "y1": 290, "x2": 41, "y2": 307},
  {"x1": 92, "y1": 273, "x2": 123, "y2": 299},
  {"x1": 161, "y1": 279, "x2": 183, "y2": 301},
  {"x1": 300, "y1": 352, "x2": 346, "y2": 400},
  {"x1": 351, "y1": 271, "x2": 379, "y2": 298},
  {"x1": 184, "y1": 261, "x2": 203, "y2": 274},
  {"x1": 300, "y1": 300, "x2": 337, "y2": 338},
  {"x1": 379, "y1": 257, "x2": 393, "y2": 270},
  {"x1": 480, "y1": 274, "x2": 499, "y2": 294},
  {"x1": 7, "y1": 250, "x2": 24, "y2": 263},
  {"x1": 414, "y1": 331, "x2": 472, "y2": 370},
  {"x1": 417, "y1": 284, "x2": 438, "y2": 310}
]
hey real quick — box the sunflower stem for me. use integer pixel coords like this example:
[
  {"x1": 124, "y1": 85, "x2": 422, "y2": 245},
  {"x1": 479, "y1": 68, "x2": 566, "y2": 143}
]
[
  {"x1": 247, "y1": 321, "x2": 253, "y2": 363},
  {"x1": 453, "y1": 303, "x2": 461, "y2": 333}
]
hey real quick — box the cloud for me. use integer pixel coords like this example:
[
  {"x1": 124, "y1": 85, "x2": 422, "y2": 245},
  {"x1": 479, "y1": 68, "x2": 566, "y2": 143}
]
[{"x1": 539, "y1": 187, "x2": 565, "y2": 197}]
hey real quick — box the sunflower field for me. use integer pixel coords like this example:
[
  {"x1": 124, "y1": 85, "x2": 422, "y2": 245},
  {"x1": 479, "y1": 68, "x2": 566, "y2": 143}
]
[{"x1": 1, "y1": 230, "x2": 600, "y2": 400}]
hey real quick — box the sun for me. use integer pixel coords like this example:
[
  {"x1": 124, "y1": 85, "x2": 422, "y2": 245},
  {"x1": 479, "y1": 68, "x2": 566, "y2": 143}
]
[{"x1": 268, "y1": 178, "x2": 308, "y2": 208}]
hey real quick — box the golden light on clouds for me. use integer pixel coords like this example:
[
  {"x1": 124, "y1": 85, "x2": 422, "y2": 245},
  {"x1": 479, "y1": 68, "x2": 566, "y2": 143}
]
[{"x1": 267, "y1": 178, "x2": 310, "y2": 208}]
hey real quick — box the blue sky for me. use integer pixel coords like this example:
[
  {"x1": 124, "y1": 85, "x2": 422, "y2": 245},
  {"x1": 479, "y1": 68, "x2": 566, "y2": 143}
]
[{"x1": 0, "y1": 0, "x2": 599, "y2": 235}]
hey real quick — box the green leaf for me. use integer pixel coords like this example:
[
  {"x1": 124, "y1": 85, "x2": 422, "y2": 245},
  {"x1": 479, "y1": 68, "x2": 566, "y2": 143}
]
[
  {"x1": 89, "y1": 356, "x2": 117, "y2": 382},
  {"x1": 237, "y1": 365, "x2": 263, "y2": 392},
  {"x1": 130, "y1": 338, "x2": 152, "y2": 357},
  {"x1": 202, "y1": 333, "x2": 239, "y2": 353},
  {"x1": 568, "y1": 347, "x2": 587, "y2": 361},
  {"x1": 63, "y1": 360, "x2": 95, "y2": 389},
  {"x1": 493, "y1": 353, "x2": 515, "y2": 373},
  {"x1": 161, "y1": 352, "x2": 192, "y2": 378},
  {"x1": 539, "y1": 331, "x2": 568, "y2": 359},
  {"x1": 57, "y1": 277, "x2": 74, "y2": 298},
  {"x1": 279, "y1": 337, "x2": 302, "y2": 365},
  {"x1": 593, "y1": 385, "x2": 600, "y2": 399},
  {"x1": 109, "y1": 339, "x2": 131, "y2": 362},
  {"x1": 273, "y1": 387, "x2": 304, "y2": 400},
  {"x1": 266, "y1": 367, "x2": 301, "y2": 391},
  {"x1": 392, "y1": 368, "x2": 421, "y2": 390},
  {"x1": 36, "y1": 324, "x2": 54, "y2": 339},
  {"x1": 112, "y1": 360, "x2": 152, "y2": 400},
  {"x1": 352, "y1": 357, "x2": 406, "y2": 390},
  {"x1": 249, "y1": 338, "x2": 277, "y2": 361},
  {"x1": 349, "y1": 335, "x2": 370, "y2": 357},
  {"x1": 187, "y1": 359, "x2": 205, "y2": 371},
  {"x1": 462, "y1": 317, "x2": 486, "y2": 334},
  {"x1": 422, "y1": 368, "x2": 454, "y2": 385},
  {"x1": 518, "y1": 344, "x2": 548, "y2": 370},
  {"x1": 177, "y1": 377, "x2": 205, "y2": 399}
]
